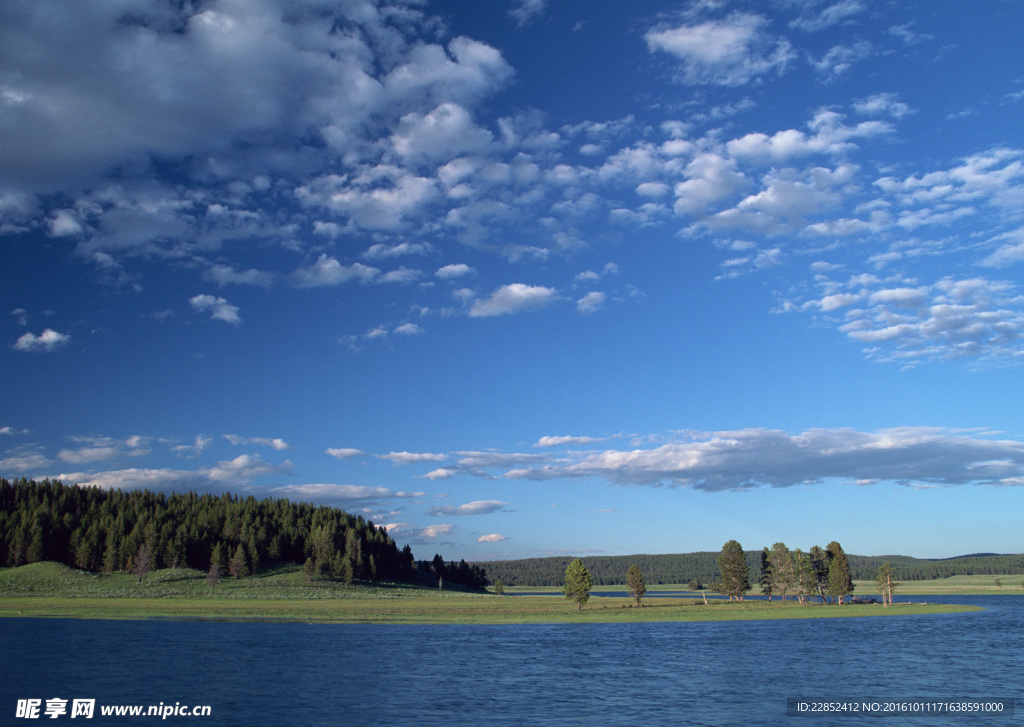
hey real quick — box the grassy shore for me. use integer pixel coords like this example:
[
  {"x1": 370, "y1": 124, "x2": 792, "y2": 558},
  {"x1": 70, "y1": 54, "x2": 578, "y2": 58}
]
[{"x1": 0, "y1": 562, "x2": 989, "y2": 624}]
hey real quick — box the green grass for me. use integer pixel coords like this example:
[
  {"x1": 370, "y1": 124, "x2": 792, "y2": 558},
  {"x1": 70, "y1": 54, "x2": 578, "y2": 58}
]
[{"x1": 0, "y1": 562, "x2": 988, "y2": 624}]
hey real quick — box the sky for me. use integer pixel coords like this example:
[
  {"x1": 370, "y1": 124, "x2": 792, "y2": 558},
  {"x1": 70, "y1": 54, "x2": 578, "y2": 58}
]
[{"x1": 3, "y1": 0, "x2": 1024, "y2": 563}]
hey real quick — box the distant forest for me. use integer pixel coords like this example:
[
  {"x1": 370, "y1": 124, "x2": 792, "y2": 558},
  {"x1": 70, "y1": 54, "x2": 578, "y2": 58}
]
[
  {"x1": 477, "y1": 550, "x2": 1024, "y2": 587},
  {"x1": 0, "y1": 479, "x2": 486, "y2": 589}
]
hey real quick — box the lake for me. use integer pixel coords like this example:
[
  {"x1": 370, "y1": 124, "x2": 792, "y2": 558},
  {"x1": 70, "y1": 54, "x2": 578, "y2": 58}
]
[{"x1": 2, "y1": 595, "x2": 1020, "y2": 726}]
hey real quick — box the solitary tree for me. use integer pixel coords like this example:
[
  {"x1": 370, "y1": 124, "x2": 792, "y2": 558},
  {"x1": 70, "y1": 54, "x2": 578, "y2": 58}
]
[
  {"x1": 718, "y1": 540, "x2": 750, "y2": 601},
  {"x1": 626, "y1": 564, "x2": 647, "y2": 607},
  {"x1": 228, "y1": 543, "x2": 248, "y2": 579},
  {"x1": 875, "y1": 561, "x2": 900, "y2": 607},
  {"x1": 133, "y1": 542, "x2": 153, "y2": 584},
  {"x1": 563, "y1": 559, "x2": 593, "y2": 611},
  {"x1": 206, "y1": 542, "x2": 225, "y2": 589}
]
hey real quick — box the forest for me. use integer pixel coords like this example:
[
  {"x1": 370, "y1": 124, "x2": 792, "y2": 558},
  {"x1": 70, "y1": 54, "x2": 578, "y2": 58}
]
[
  {"x1": 478, "y1": 550, "x2": 1024, "y2": 587},
  {"x1": 0, "y1": 478, "x2": 486, "y2": 589}
]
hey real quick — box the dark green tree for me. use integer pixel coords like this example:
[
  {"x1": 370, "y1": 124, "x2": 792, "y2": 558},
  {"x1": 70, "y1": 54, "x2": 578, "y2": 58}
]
[
  {"x1": 563, "y1": 558, "x2": 593, "y2": 611},
  {"x1": 759, "y1": 547, "x2": 773, "y2": 601},
  {"x1": 626, "y1": 564, "x2": 646, "y2": 607},
  {"x1": 826, "y1": 541, "x2": 853, "y2": 604},
  {"x1": 718, "y1": 540, "x2": 750, "y2": 601}
]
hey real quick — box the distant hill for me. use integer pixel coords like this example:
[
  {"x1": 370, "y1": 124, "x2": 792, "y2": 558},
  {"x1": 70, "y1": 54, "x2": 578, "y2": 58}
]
[{"x1": 475, "y1": 551, "x2": 1024, "y2": 587}]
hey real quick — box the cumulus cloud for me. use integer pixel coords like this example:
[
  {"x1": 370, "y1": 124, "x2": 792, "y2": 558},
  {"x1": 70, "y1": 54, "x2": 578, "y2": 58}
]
[
  {"x1": 189, "y1": 294, "x2": 241, "y2": 324},
  {"x1": 469, "y1": 283, "x2": 557, "y2": 317},
  {"x1": 13, "y1": 329, "x2": 70, "y2": 352},
  {"x1": 504, "y1": 428, "x2": 1024, "y2": 491},
  {"x1": 427, "y1": 500, "x2": 508, "y2": 516},
  {"x1": 645, "y1": 13, "x2": 795, "y2": 86},
  {"x1": 436, "y1": 263, "x2": 475, "y2": 279},
  {"x1": 290, "y1": 255, "x2": 379, "y2": 288},
  {"x1": 478, "y1": 533, "x2": 507, "y2": 543},
  {"x1": 576, "y1": 291, "x2": 605, "y2": 314},
  {"x1": 792, "y1": 274, "x2": 1024, "y2": 365}
]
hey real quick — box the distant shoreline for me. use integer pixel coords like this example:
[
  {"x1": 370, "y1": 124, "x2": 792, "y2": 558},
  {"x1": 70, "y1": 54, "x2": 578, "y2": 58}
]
[{"x1": 0, "y1": 562, "x2": 990, "y2": 625}]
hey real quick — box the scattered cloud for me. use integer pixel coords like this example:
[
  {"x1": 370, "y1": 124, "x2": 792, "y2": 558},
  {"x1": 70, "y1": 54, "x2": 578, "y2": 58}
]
[
  {"x1": 469, "y1": 283, "x2": 558, "y2": 317},
  {"x1": 223, "y1": 435, "x2": 291, "y2": 451},
  {"x1": 13, "y1": 329, "x2": 70, "y2": 352},
  {"x1": 478, "y1": 533, "x2": 508, "y2": 543},
  {"x1": 380, "y1": 451, "x2": 448, "y2": 465},
  {"x1": 189, "y1": 294, "x2": 241, "y2": 325},
  {"x1": 326, "y1": 448, "x2": 365, "y2": 460},
  {"x1": 427, "y1": 500, "x2": 509, "y2": 516},
  {"x1": 645, "y1": 13, "x2": 795, "y2": 86}
]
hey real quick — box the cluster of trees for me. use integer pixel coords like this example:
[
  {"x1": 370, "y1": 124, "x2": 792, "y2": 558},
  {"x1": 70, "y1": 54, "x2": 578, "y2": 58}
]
[
  {"x1": 0, "y1": 478, "x2": 416, "y2": 584},
  {"x1": 755, "y1": 541, "x2": 854, "y2": 604},
  {"x1": 481, "y1": 550, "x2": 1024, "y2": 588},
  {"x1": 421, "y1": 554, "x2": 489, "y2": 590}
]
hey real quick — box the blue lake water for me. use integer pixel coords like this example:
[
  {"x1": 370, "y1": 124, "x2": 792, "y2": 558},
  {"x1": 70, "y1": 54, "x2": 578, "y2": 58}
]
[{"x1": 2, "y1": 595, "x2": 1021, "y2": 726}]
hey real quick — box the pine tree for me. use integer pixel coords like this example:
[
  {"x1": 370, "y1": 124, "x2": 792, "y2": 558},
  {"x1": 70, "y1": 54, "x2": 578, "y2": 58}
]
[
  {"x1": 563, "y1": 558, "x2": 593, "y2": 611},
  {"x1": 718, "y1": 540, "x2": 750, "y2": 601},
  {"x1": 826, "y1": 541, "x2": 853, "y2": 604},
  {"x1": 760, "y1": 547, "x2": 773, "y2": 601},
  {"x1": 228, "y1": 543, "x2": 248, "y2": 579},
  {"x1": 626, "y1": 564, "x2": 646, "y2": 607}
]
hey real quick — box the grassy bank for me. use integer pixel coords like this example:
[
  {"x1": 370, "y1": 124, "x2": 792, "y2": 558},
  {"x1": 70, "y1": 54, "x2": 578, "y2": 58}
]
[{"x1": 0, "y1": 562, "x2": 985, "y2": 624}]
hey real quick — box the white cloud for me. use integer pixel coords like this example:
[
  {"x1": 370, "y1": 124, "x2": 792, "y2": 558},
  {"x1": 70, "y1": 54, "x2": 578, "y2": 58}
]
[
  {"x1": 427, "y1": 500, "x2": 508, "y2": 516},
  {"x1": 504, "y1": 428, "x2": 1024, "y2": 491},
  {"x1": 393, "y1": 322, "x2": 423, "y2": 335},
  {"x1": 436, "y1": 263, "x2": 475, "y2": 279},
  {"x1": 510, "y1": 0, "x2": 546, "y2": 26},
  {"x1": 795, "y1": 274, "x2": 1024, "y2": 365},
  {"x1": 536, "y1": 435, "x2": 603, "y2": 447},
  {"x1": 326, "y1": 447, "x2": 365, "y2": 460},
  {"x1": 478, "y1": 533, "x2": 507, "y2": 543},
  {"x1": 223, "y1": 435, "x2": 291, "y2": 451},
  {"x1": 0, "y1": 451, "x2": 52, "y2": 473},
  {"x1": 789, "y1": 0, "x2": 866, "y2": 32},
  {"x1": 204, "y1": 264, "x2": 274, "y2": 288},
  {"x1": 645, "y1": 14, "x2": 795, "y2": 86},
  {"x1": 269, "y1": 484, "x2": 409, "y2": 503},
  {"x1": 204, "y1": 453, "x2": 292, "y2": 483},
  {"x1": 576, "y1": 291, "x2": 605, "y2": 314},
  {"x1": 290, "y1": 255, "x2": 379, "y2": 288},
  {"x1": 363, "y1": 242, "x2": 434, "y2": 260},
  {"x1": 13, "y1": 328, "x2": 70, "y2": 352},
  {"x1": 379, "y1": 451, "x2": 447, "y2": 465},
  {"x1": 189, "y1": 294, "x2": 241, "y2": 325},
  {"x1": 469, "y1": 283, "x2": 557, "y2": 317}
]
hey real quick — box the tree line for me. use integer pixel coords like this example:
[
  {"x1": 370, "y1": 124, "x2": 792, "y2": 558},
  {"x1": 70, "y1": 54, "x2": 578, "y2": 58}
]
[
  {"x1": 0, "y1": 478, "x2": 486, "y2": 589},
  {"x1": 480, "y1": 549, "x2": 1023, "y2": 587}
]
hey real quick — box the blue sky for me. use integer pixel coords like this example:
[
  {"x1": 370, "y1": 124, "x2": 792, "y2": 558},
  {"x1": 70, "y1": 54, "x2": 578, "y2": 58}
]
[{"x1": 3, "y1": 0, "x2": 1024, "y2": 562}]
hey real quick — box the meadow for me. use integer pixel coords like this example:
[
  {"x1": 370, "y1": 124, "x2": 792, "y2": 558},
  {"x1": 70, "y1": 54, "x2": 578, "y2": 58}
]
[{"x1": 0, "y1": 562, "x2": 990, "y2": 624}]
